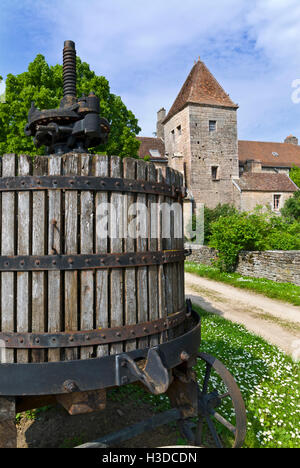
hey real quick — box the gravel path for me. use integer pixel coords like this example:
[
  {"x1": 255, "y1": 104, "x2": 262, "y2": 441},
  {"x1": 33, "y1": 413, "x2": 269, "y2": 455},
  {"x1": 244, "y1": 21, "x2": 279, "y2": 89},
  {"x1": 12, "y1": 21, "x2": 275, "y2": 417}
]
[{"x1": 185, "y1": 272, "x2": 300, "y2": 357}]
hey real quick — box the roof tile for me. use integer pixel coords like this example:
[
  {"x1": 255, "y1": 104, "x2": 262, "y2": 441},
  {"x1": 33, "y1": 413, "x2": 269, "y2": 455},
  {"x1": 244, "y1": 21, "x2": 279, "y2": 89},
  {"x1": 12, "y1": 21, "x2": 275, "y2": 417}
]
[
  {"x1": 235, "y1": 173, "x2": 298, "y2": 192},
  {"x1": 164, "y1": 60, "x2": 238, "y2": 123},
  {"x1": 239, "y1": 140, "x2": 300, "y2": 168},
  {"x1": 136, "y1": 137, "x2": 167, "y2": 161}
]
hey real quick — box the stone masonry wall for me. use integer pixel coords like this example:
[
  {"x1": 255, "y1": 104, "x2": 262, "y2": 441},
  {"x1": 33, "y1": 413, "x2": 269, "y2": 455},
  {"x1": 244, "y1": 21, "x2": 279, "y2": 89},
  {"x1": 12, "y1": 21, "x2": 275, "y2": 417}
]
[
  {"x1": 236, "y1": 250, "x2": 300, "y2": 286},
  {"x1": 189, "y1": 104, "x2": 239, "y2": 209},
  {"x1": 186, "y1": 244, "x2": 300, "y2": 286},
  {"x1": 185, "y1": 244, "x2": 218, "y2": 265},
  {"x1": 164, "y1": 103, "x2": 239, "y2": 209}
]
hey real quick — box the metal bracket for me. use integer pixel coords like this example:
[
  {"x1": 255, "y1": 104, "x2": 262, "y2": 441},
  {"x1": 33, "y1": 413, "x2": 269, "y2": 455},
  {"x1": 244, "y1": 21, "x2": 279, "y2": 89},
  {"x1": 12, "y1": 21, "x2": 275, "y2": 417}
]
[{"x1": 115, "y1": 347, "x2": 170, "y2": 395}]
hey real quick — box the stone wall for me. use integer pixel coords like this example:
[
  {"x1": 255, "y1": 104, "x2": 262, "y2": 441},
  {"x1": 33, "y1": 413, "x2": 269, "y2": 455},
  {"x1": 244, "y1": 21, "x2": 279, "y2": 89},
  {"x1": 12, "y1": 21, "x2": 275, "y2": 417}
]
[
  {"x1": 186, "y1": 244, "x2": 300, "y2": 286},
  {"x1": 188, "y1": 104, "x2": 239, "y2": 209},
  {"x1": 164, "y1": 103, "x2": 239, "y2": 209},
  {"x1": 236, "y1": 250, "x2": 300, "y2": 286},
  {"x1": 185, "y1": 244, "x2": 218, "y2": 265},
  {"x1": 239, "y1": 190, "x2": 293, "y2": 212}
]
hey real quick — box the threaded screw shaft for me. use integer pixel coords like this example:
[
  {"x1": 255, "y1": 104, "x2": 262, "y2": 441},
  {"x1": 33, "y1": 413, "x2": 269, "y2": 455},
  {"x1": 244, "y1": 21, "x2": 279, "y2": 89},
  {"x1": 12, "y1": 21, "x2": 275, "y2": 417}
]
[{"x1": 63, "y1": 40, "x2": 76, "y2": 98}]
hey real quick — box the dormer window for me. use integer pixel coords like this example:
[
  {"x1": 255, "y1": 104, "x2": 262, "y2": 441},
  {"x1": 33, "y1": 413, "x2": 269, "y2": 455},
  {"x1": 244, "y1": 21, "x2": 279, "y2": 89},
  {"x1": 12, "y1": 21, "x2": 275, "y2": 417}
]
[
  {"x1": 209, "y1": 120, "x2": 216, "y2": 132},
  {"x1": 149, "y1": 149, "x2": 161, "y2": 158}
]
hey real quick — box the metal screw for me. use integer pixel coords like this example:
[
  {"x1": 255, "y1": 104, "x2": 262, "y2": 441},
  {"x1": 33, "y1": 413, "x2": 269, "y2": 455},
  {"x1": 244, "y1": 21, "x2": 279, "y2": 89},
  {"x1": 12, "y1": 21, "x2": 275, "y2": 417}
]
[
  {"x1": 180, "y1": 351, "x2": 190, "y2": 362},
  {"x1": 63, "y1": 380, "x2": 78, "y2": 393}
]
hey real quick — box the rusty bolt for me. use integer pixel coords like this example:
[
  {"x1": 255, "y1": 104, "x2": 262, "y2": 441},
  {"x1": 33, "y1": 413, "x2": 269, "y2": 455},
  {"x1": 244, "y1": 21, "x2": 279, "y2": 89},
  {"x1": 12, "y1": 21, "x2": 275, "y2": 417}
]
[
  {"x1": 63, "y1": 380, "x2": 78, "y2": 393},
  {"x1": 180, "y1": 351, "x2": 190, "y2": 362}
]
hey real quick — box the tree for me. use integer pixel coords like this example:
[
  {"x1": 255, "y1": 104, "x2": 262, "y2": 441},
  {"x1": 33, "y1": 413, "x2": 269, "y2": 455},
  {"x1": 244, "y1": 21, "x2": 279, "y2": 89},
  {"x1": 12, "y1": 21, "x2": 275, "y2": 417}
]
[
  {"x1": 290, "y1": 166, "x2": 300, "y2": 188},
  {"x1": 281, "y1": 191, "x2": 300, "y2": 221},
  {"x1": 203, "y1": 203, "x2": 238, "y2": 244},
  {"x1": 209, "y1": 211, "x2": 270, "y2": 271},
  {"x1": 0, "y1": 55, "x2": 141, "y2": 157}
]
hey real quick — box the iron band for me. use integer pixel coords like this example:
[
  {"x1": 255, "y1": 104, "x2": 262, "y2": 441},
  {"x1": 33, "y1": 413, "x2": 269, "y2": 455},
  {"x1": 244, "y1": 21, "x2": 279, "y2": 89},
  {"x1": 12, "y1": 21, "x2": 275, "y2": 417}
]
[
  {"x1": 0, "y1": 175, "x2": 186, "y2": 199},
  {"x1": 0, "y1": 250, "x2": 189, "y2": 272},
  {"x1": 0, "y1": 308, "x2": 187, "y2": 349}
]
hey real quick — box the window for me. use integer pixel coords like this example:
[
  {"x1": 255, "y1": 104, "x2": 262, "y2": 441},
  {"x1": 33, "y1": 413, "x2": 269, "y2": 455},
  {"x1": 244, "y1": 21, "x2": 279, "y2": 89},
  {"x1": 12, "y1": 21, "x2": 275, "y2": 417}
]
[
  {"x1": 149, "y1": 149, "x2": 161, "y2": 157},
  {"x1": 209, "y1": 120, "x2": 216, "y2": 132},
  {"x1": 171, "y1": 129, "x2": 175, "y2": 142},
  {"x1": 273, "y1": 194, "x2": 281, "y2": 211},
  {"x1": 211, "y1": 166, "x2": 220, "y2": 180},
  {"x1": 177, "y1": 125, "x2": 182, "y2": 135}
]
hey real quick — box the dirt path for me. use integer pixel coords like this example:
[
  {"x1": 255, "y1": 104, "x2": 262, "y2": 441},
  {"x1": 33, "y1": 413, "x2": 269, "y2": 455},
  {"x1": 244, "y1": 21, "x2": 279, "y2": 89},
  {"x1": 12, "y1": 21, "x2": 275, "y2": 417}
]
[{"x1": 185, "y1": 272, "x2": 300, "y2": 357}]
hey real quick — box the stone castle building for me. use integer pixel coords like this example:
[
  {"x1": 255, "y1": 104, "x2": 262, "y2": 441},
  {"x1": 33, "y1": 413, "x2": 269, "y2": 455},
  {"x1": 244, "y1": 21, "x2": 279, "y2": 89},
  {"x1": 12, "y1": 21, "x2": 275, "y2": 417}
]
[{"x1": 137, "y1": 59, "x2": 298, "y2": 212}]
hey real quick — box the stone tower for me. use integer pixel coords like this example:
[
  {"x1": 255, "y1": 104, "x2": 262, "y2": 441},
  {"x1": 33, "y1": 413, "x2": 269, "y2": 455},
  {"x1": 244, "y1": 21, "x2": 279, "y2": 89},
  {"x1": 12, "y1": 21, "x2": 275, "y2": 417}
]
[{"x1": 162, "y1": 59, "x2": 239, "y2": 209}]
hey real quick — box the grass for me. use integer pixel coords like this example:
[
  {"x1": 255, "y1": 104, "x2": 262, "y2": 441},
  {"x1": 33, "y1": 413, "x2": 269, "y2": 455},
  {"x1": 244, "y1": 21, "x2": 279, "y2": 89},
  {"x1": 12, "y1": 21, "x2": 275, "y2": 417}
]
[
  {"x1": 109, "y1": 305, "x2": 300, "y2": 448},
  {"x1": 15, "y1": 405, "x2": 52, "y2": 424},
  {"x1": 185, "y1": 261, "x2": 300, "y2": 306}
]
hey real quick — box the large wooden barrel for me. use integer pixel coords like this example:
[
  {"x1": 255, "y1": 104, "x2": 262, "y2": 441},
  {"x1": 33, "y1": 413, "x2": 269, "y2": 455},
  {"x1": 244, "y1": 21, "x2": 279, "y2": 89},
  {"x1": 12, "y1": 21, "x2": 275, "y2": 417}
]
[{"x1": 0, "y1": 153, "x2": 185, "y2": 364}]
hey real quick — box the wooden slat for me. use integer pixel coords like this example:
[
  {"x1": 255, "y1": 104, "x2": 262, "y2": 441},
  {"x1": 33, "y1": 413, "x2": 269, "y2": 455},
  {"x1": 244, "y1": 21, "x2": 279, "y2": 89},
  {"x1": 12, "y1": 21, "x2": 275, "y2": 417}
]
[
  {"x1": 110, "y1": 156, "x2": 124, "y2": 356},
  {"x1": 170, "y1": 168, "x2": 178, "y2": 315},
  {"x1": 1, "y1": 154, "x2": 16, "y2": 363},
  {"x1": 80, "y1": 154, "x2": 94, "y2": 360},
  {"x1": 174, "y1": 170, "x2": 184, "y2": 337},
  {"x1": 123, "y1": 158, "x2": 137, "y2": 352},
  {"x1": 17, "y1": 154, "x2": 31, "y2": 363},
  {"x1": 32, "y1": 157, "x2": 47, "y2": 363},
  {"x1": 148, "y1": 162, "x2": 159, "y2": 347},
  {"x1": 157, "y1": 168, "x2": 167, "y2": 343},
  {"x1": 95, "y1": 155, "x2": 109, "y2": 358},
  {"x1": 136, "y1": 160, "x2": 148, "y2": 349},
  {"x1": 177, "y1": 172, "x2": 185, "y2": 312},
  {"x1": 48, "y1": 156, "x2": 62, "y2": 362},
  {"x1": 63, "y1": 153, "x2": 79, "y2": 361},
  {"x1": 164, "y1": 167, "x2": 173, "y2": 318}
]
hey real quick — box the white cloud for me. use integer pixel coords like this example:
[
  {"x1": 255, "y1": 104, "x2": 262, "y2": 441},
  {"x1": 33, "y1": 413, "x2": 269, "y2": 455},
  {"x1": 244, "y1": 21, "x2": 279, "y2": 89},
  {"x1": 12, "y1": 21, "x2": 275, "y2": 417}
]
[{"x1": 4, "y1": 0, "x2": 300, "y2": 140}]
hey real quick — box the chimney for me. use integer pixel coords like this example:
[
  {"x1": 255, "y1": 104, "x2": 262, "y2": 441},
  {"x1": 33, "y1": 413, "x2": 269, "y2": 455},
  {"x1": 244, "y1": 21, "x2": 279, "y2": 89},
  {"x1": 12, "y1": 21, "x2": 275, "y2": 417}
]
[
  {"x1": 156, "y1": 108, "x2": 166, "y2": 140},
  {"x1": 284, "y1": 135, "x2": 298, "y2": 145},
  {"x1": 245, "y1": 160, "x2": 262, "y2": 173}
]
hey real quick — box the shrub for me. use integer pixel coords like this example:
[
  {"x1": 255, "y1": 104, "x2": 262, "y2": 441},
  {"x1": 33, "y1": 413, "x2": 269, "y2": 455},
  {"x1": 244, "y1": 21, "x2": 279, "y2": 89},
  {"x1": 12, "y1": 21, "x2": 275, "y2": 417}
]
[
  {"x1": 203, "y1": 203, "x2": 238, "y2": 244},
  {"x1": 281, "y1": 191, "x2": 300, "y2": 222},
  {"x1": 209, "y1": 211, "x2": 269, "y2": 271},
  {"x1": 289, "y1": 165, "x2": 300, "y2": 189}
]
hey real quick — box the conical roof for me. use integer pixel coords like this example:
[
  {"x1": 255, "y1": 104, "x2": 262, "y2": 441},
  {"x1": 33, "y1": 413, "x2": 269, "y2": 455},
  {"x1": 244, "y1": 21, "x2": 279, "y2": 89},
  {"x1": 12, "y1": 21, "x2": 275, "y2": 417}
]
[{"x1": 164, "y1": 59, "x2": 238, "y2": 123}]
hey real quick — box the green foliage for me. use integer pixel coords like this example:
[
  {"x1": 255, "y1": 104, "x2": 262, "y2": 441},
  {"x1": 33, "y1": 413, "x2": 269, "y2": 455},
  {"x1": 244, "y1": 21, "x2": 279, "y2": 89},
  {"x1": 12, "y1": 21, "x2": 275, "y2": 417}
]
[
  {"x1": 290, "y1": 165, "x2": 300, "y2": 188},
  {"x1": 209, "y1": 210, "x2": 270, "y2": 271},
  {"x1": 203, "y1": 203, "x2": 238, "y2": 244},
  {"x1": 143, "y1": 155, "x2": 151, "y2": 161},
  {"x1": 281, "y1": 191, "x2": 300, "y2": 222},
  {"x1": 267, "y1": 216, "x2": 300, "y2": 250},
  {"x1": 207, "y1": 205, "x2": 300, "y2": 271},
  {"x1": 0, "y1": 55, "x2": 141, "y2": 157}
]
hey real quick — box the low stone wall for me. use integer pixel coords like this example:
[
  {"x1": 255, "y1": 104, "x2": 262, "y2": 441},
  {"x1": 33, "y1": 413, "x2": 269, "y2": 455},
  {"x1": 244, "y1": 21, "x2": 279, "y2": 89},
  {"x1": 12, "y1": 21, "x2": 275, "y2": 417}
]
[
  {"x1": 185, "y1": 244, "x2": 218, "y2": 266},
  {"x1": 236, "y1": 251, "x2": 300, "y2": 286},
  {"x1": 186, "y1": 244, "x2": 300, "y2": 286}
]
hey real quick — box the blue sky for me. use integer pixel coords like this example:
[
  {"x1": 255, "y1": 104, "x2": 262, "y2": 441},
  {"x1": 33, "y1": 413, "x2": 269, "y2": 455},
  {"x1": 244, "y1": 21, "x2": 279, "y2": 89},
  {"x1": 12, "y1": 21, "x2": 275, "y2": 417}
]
[{"x1": 1, "y1": 0, "x2": 300, "y2": 142}]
